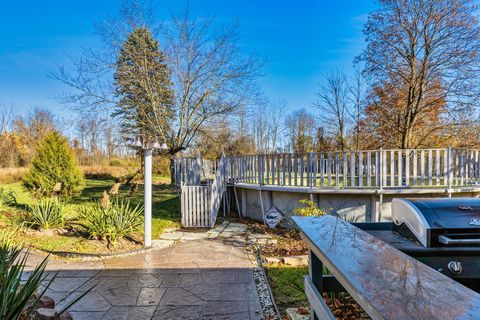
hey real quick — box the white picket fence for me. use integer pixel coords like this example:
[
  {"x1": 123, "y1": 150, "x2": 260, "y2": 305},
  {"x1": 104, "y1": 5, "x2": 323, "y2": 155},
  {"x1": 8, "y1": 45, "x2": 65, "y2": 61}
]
[{"x1": 180, "y1": 155, "x2": 227, "y2": 228}]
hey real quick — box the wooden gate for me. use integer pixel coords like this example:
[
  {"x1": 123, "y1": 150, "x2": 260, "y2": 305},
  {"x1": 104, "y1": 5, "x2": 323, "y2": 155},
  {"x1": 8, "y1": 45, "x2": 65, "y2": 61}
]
[
  {"x1": 181, "y1": 186, "x2": 211, "y2": 227},
  {"x1": 180, "y1": 154, "x2": 227, "y2": 228}
]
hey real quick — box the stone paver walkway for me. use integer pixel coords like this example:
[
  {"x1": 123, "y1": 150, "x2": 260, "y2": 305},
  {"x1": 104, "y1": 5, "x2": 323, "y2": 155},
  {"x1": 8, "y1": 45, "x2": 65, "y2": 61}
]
[{"x1": 27, "y1": 228, "x2": 263, "y2": 320}]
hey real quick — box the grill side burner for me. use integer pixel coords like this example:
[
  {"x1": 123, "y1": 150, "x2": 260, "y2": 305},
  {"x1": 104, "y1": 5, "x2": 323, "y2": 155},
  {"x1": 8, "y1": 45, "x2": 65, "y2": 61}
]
[{"x1": 354, "y1": 197, "x2": 480, "y2": 293}]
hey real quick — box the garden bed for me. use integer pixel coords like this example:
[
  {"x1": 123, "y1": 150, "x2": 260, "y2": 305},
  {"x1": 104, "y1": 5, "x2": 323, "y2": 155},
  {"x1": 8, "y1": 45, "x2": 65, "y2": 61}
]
[{"x1": 0, "y1": 177, "x2": 179, "y2": 254}]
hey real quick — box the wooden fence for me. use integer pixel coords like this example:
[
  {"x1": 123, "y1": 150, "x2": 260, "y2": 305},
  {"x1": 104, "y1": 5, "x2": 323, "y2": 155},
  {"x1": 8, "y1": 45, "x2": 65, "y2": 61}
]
[
  {"x1": 180, "y1": 155, "x2": 227, "y2": 228},
  {"x1": 181, "y1": 186, "x2": 211, "y2": 227},
  {"x1": 225, "y1": 148, "x2": 480, "y2": 189},
  {"x1": 174, "y1": 157, "x2": 217, "y2": 186},
  {"x1": 209, "y1": 154, "x2": 227, "y2": 226}
]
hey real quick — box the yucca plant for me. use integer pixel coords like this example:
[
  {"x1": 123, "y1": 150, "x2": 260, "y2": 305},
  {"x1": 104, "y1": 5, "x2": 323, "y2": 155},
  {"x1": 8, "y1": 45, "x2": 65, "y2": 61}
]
[
  {"x1": 0, "y1": 187, "x2": 17, "y2": 207},
  {"x1": 80, "y1": 198, "x2": 143, "y2": 248},
  {"x1": 24, "y1": 199, "x2": 68, "y2": 230},
  {"x1": 0, "y1": 231, "x2": 93, "y2": 320},
  {"x1": 0, "y1": 230, "x2": 50, "y2": 320}
]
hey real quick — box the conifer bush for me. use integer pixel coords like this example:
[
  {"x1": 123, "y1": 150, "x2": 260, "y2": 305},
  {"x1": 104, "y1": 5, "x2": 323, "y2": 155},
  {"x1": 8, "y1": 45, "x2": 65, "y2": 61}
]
[{"x1": 23, "y1": 132, "x2": 85, "y2": 197}]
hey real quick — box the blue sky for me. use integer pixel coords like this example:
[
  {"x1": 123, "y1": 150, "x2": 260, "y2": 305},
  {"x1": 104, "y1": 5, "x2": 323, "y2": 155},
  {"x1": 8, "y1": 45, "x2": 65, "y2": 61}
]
[{"x1": 0, "y1": 0, "x2": 376, "y2": 118}]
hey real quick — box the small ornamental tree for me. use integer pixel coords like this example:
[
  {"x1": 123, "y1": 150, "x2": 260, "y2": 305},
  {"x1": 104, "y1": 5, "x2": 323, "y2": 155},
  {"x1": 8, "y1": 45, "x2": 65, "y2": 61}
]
[{"x1": 23, "y1": 132, "x2": 85, "y2": 197}]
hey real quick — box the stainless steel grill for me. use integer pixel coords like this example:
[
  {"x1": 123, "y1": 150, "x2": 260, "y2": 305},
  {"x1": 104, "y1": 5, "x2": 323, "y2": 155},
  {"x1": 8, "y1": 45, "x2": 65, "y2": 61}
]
[{"x1": 355, "y1": 198, "x2": 480, "y2": 292}]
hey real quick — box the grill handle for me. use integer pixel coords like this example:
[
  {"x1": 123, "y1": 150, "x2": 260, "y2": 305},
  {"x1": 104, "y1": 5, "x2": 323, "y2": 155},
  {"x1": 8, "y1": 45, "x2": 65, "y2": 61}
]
[{"x1": 438, "y1": 235, "x2": 480, "y2": 245}]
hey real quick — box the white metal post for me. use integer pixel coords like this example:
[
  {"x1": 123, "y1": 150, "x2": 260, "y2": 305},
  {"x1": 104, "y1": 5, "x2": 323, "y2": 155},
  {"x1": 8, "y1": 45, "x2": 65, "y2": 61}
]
[{"x1": 144, "y1": 148, "x2": 153, "y2": 247}]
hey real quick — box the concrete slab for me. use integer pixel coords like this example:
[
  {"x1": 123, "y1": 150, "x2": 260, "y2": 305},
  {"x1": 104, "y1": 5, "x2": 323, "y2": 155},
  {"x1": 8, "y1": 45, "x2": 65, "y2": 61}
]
[
  {"x1": 25, "y1": 238, "x2": 262, "y2": 320},
  {"x1": 151, "y1": 239, "x2": 174, "y2": 249},
  {"x1": 158, "y1": 232, "x2": 184, "y2": 240},
  {"x1": 180, "y1": 232, "x2": 208, "y2": 241}
]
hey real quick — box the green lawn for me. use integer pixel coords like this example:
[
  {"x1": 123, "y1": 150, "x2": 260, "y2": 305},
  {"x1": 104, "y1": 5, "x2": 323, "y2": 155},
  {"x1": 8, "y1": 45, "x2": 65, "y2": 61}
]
[
  {"x1": 0, "y1": 177, "x2": 180, "y2": 253},
  {"x1": 264, "y1": 265, "x2": 309, "y2": 315}
]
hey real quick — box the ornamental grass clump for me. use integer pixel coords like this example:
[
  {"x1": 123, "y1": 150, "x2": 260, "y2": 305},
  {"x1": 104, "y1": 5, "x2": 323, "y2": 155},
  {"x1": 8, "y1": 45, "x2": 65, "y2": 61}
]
[
  {"x1": 0, "y1": 187, "x2": 16, "y2": 207},
  {"x1": 80, "y1": 198, "x2": 143, "y2": 248},
  {"x1": 24, "y1": 199, "x2": 68, "y2": 230}
]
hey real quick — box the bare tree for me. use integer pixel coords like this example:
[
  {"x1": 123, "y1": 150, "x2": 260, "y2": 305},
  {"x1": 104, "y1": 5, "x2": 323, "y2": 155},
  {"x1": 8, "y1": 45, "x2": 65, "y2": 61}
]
[
  {"x1": 315, "y1": 71, "x2": 351, "y2": 151},
  {"x1": 285, "y1": 109, "x2": 316, "y2": 153},
  {"x1": 162, "y1": 9, "x2": 263, "y2": 158},
  {"x1": 360, "y1": 0, "x2": 480, "y2": 148},
  {"x1": 268, "y1": 101, "x2": 286, "y2": 152},
  {"x1": 348, "y1": 67, "x2": 366, "y2": 151},
  {"x1": 0, "y1": 105, "x2": 18, "y2": 167},
  {"x1": 0, "y1": 105, "x2": 15, "y2": 148},
  {"x1": 14, "y1": 108, "x2": 57, "y2": 146},
  {"x1": 52, "y1": 1, "x2": 263, "y2": 181},
  {"x1": 253, "y1": 104, "x2": 268, "y2": 152},
  {"x1": 12, "y1": 108, "x2": 58, "y2": 164},
  {"x1": 52, "y1": 0, "x2": 156, "y2": 112}
]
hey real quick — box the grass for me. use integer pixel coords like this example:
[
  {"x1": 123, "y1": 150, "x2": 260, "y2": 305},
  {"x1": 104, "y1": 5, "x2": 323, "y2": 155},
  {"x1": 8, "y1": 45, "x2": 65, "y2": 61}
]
[
  {"x1": 0, "y1": 176, "x2": 180, "y2": 253},
  {"x1": 264, "y1": 265, "x2": 309, "y2": 315}
]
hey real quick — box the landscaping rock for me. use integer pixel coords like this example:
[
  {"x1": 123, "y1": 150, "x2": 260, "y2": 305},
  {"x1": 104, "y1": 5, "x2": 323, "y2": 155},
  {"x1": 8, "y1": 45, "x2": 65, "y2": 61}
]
[
  {"x1": 263, "y1": 257, "x2": 282, "y2": 265},
  {"x1": 34, "y1": 310, "x2": 73, "y2": 320},
  {"x1": 38, "y1": 295, "x2": 55, "y2": 309},
  {"x1": 286, "y1": 308, "x2": 309, "y2": 320},
  {"x1": 35, "y1": 308, "x2": 56, "y2": 320},
  {"x1": 225, "y1": 223, "x2": 248, "y2": 233},
  {"x1": 282, "y1": 255, "x2": 309, "y2": 267}
]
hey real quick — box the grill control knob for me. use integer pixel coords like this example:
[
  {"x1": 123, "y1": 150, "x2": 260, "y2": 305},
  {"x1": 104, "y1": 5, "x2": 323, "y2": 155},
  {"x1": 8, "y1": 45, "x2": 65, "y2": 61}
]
[{"x1": 448, "y1": 261, "x2": 462, "y2": 275}]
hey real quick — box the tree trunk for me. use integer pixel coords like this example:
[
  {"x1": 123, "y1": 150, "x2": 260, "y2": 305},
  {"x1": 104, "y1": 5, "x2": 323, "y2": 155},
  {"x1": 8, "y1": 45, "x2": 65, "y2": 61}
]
[{"x1": 169, "y1": 154, "x2": 176, "y2": 185}]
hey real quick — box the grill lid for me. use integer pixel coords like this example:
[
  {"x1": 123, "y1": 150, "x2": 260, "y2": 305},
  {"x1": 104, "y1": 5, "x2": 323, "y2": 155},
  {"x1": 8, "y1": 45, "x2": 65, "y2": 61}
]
[
  {"x1": 392, "y1": 198, "x2": 480, "y2": 247},
  {"x1": 404, "y1": 198, "x2": 480, "y2": 229}
]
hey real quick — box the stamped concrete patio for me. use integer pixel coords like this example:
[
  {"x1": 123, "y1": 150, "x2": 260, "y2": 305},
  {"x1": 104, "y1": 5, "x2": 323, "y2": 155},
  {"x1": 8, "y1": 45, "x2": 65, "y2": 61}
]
[{"x1": 27, "y1": 225, "x2": 263, "y2": 320}]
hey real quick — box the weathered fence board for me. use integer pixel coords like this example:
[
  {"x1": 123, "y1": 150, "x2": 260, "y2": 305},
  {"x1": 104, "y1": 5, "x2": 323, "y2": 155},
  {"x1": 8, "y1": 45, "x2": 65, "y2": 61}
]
[
  {"x1": 181, "y1": 186, "x2": 211, "y2": 227},
  {"x1": 180, "y1": 155, "x2": 227, "y2": 228}
]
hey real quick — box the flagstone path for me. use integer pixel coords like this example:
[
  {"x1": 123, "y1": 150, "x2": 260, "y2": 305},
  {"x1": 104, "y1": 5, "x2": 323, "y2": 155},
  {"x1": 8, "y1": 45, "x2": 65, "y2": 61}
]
[{"x1": 26, "y1": 223, "x2": 264, "y2": 320}]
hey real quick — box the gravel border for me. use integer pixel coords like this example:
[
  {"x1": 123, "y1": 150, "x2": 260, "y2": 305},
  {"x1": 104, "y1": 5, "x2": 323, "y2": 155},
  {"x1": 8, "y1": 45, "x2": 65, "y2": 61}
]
[
  {"x1": 32, "y1": 240, "x2": 175, "y2": 261},
  {"x1": 246, "y1": 243, "x2": 282, "y2": 320}
]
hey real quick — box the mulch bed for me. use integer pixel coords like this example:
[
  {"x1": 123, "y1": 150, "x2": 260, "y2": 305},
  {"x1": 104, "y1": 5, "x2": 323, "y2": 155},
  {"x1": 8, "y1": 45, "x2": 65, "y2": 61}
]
[
  {"x1": 324, "y1": 293, "x2": 371, "y2": 319},
  {"x1": 243, "y1": 219, "x2": 308, "y2": 257}
]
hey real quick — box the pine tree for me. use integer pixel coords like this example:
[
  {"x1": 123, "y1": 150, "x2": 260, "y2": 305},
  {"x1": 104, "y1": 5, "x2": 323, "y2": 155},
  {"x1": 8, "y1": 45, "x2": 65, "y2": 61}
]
[
  {"x1": 113, "y1": 27, "x2": 174, "y2": 143},
  {"x1": 23, "y1": 132, "x2": 85, "y2": 196}
]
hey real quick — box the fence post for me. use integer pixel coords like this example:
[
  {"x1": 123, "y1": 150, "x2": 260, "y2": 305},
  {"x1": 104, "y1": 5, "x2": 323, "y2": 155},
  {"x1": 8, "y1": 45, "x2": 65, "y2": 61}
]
[
  {"x1": 258, "y1": 154, "x2": 264, "y2": 186},
  {"x1": 448, "y1": 146, "x2": 452, "y2": 196},
  {"x1": 379, "y1": 147, "x2": 383, "y2": 190}
]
